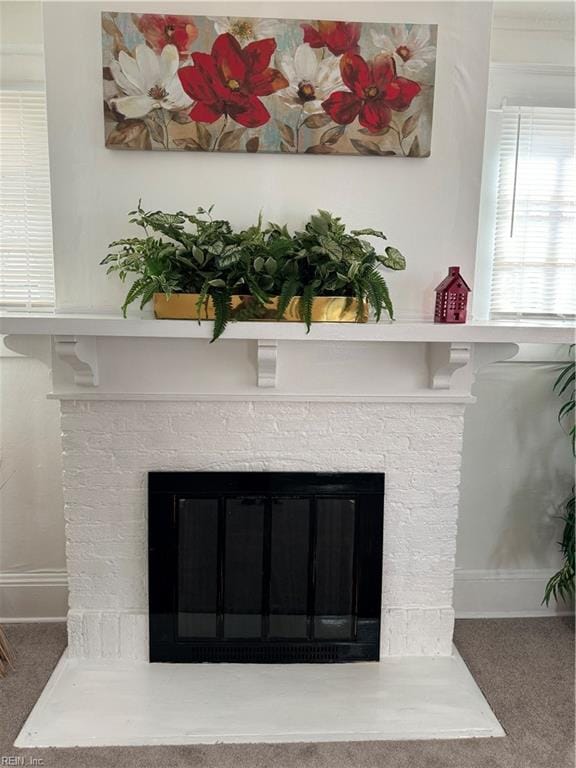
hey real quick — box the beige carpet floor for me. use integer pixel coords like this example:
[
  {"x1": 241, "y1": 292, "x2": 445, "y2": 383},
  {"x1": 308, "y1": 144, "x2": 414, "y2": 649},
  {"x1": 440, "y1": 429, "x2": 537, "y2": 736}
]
[{"x1": 1, "y1": 617, "x2": 574, "y2": 767}]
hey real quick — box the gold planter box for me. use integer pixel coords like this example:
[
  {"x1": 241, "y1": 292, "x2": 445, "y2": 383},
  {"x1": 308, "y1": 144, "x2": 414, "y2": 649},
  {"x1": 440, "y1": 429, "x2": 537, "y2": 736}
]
[{"x1": 153, "y1": 293, "x2": 368, "y2": 322}]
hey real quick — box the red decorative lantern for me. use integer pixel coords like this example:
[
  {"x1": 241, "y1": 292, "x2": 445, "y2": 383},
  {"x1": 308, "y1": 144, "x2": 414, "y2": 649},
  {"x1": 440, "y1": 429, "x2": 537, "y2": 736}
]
[{"x1": 434, "y1": 266, "x2": 471, "y2": 324}]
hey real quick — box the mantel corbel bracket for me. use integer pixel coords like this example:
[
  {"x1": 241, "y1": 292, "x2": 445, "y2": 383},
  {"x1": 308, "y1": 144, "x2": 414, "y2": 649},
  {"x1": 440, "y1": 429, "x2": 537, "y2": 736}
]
[
  {"x1": 257, "y1": 339, "x2": 278, "y2": 388},
  {"x1": 54, "y1": 335, "x2": 99, "y2": 387},
  {"x1": 427, "y1": 342, "x2": 472, "y2": 390},
  {"x1": 472, "y1": 342, "x2": 519, "y2": 374}
]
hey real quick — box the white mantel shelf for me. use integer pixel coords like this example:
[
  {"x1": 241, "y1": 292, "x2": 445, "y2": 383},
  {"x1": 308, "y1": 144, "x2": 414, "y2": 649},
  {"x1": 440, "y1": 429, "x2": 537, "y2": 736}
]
[
  {"x1": 2, "y1": 313, "x2": 572, "y2": 393},
  {"x1": 0, "y1": 312, "x2": 573, "y2": 344}
]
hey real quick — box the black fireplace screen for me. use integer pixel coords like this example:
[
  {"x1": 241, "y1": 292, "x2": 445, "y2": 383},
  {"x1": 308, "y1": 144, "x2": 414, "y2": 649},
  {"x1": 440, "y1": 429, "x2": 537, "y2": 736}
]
[{"x1": 149, "y1": 472, "x2": 384, "y2": 663}]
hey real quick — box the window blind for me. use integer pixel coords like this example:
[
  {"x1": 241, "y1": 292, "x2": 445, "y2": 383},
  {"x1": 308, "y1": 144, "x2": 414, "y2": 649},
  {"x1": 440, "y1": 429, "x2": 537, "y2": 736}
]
[
  {"x1": 0, "y1": 90, "x2": 55, "y2": 309},
  {"x1": 490, "y1": 106, "x2": 575, "y2": 319}
]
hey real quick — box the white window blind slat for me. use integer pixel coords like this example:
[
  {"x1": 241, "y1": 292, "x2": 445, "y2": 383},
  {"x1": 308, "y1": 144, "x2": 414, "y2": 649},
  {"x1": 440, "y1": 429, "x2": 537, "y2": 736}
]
[
  {"x1": 490, "y1": 106, "x2": 576, "y2": 319},
  {"x1": 0, "y1": 90, "x2": 55, "y2": 309}
]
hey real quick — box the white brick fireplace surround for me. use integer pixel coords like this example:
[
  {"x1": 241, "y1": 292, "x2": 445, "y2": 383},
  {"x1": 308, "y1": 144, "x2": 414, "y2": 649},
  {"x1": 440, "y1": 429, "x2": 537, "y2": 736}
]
[
  {"x1": 2, "y1": 317, "x2": 570, "y2": 665},
  {"x1": 63, "y1": 399, "x2": 462, "y2": 660},
  {"x1": 3, "y1": 318, "x2": 571, "y2": 747}
]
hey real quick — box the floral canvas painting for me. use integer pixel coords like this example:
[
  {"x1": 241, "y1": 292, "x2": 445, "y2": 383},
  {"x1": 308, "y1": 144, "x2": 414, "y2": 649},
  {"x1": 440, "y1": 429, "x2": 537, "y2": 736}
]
[{"x1": 102, "y1": 12, "x2": 437, "y2": 156}]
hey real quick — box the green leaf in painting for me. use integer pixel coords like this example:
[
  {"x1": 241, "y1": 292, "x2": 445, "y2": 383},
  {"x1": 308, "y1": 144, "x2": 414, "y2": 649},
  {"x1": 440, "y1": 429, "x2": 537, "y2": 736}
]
[
  {"x1": 246, "y1": 136, "x2": 260, "y2": 153},
  {"x1": 171, "y1": 110, "x2": 192, "y2": 125},
  {"x1": 102, "y1": 14, "x2": 127, "y2": 56},
  {"x1": 196, "y1": 123, "x2": 212, "y2": 150},
  {"x1": 277, "y1": 122, "x2": 295, "y2": 147},
  {"x1": 217, "y1": 128, "x2": 245, "y2": 151},
  {"x1": 172, "y1": 137, "x2": 205, "y2": 151},
  {"x1": 320, "y1": 125, "x2": 346, "y2": 146},
  {"x1": 106, "y1": 120, "x2": 152, "y2": 150},
  {"x1": 146, "y1": 111, "x2": 166, "y2": 145},
  {"x1": 350, "y1": 139, "x2": 381, "y2": 156},
  {"x1": 303, "y1": 113, "x2": 332, "y2": 129},
  {"x1": 408, "y1": 136, "x2": 421, "y2": 157},
  {"x1": 305, "y1": 144, "x2": 334, "y2": 154},
  {"x1": 402, "y1": 112, "x2": 420, "y2": 138},
  {"x1": 359, "y1": 127, "x2": 390, "y2": 136},
  {"x1": 102, "y1": 14, "x2": 120, "y2": 37}
]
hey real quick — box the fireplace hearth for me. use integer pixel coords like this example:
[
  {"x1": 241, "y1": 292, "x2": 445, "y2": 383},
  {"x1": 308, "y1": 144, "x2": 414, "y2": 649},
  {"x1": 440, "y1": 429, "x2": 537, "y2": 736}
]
[{"x1": 149, "y1": 472, "x2": 384, "y2": 663}]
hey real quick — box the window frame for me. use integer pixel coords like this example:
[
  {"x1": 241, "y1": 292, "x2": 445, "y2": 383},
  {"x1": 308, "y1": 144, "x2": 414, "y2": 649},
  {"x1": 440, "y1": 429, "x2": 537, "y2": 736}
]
[{"x1": 474, "y1": 63, "x2": 575, "y2": 323}]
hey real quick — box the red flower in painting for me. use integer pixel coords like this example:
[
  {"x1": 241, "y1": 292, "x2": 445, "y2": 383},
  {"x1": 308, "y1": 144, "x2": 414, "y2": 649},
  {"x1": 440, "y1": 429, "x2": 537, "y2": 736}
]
[
  {"x1": 178, "y1": 33, "x2": 288, "y2": 128},
  {"x1": 137, "y1": 14, "x2": 198, "y2": 58},
  {"x1": 322, "y1": 53, "x2": 421, "y2": 132},
  {"x1": 301, "y1": 21, "x2": 361, "y2": 56}
]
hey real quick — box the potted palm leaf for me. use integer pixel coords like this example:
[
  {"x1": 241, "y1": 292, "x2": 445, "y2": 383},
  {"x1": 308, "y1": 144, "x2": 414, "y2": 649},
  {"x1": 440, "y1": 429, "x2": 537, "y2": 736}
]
[{"x1": 543, "y1": 347, "x2": 575, "y2": 606}]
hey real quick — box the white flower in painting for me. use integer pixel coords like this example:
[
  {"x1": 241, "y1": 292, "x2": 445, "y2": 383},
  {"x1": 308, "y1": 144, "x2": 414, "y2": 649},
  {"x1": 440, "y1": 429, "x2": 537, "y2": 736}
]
[
  {"x1": 371, "y1": 24, "x2": 436, "y2": 76},
  {"x1": 110, "y1": 44, "x2": 192, "y2": 119},
  {"x1": 208, "y1": 16, "x2": 282, "y2": 43},
  {"x1": 280, "y1": 44, "x2": 343, "y2": 114}
]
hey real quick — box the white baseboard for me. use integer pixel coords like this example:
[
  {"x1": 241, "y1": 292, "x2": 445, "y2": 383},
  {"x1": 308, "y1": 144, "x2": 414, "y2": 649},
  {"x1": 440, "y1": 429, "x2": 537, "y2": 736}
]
[
  {"x1": 1, "y1": 616, "x2": 67, "y2": 623},
  {"x1": 454, "y1": 568, "x2": 574, "y2": 618},
  {"x1": 1, "y1": 568, "x2": 573, "y2": 623},
  {"x1": 0, "y1": 570, "x2": 68, "y2": 622}
]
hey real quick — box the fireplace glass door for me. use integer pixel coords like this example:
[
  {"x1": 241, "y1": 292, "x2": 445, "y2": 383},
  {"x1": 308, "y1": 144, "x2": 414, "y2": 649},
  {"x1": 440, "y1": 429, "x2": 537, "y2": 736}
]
[{"x1": 149, "y1": 472, "x2": 383, "y2": 663}]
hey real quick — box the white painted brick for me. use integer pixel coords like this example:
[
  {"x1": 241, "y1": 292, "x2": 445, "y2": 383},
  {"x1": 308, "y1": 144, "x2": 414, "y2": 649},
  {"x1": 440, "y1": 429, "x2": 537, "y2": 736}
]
[
  {"x1": 381, "y1": 608, "x2": 454, "y2": 656},
  {"x1": 67, "y1": 609, "x2": 84, "y2": 656},
  {"x1": 67, "y1": 610, "x2": 148, "y2": 660},
  {"x1": 67, "y1": 541, "x2": 146, "y2": 562},
  {"x1": 84, "y1": 612, "x2": 103, "y2": 658},
  {"x1": 60, "y1": 399, "x2": 465, "y2": 660},
  {"x1": 66, "y1": 521, "x2": 146, "y2": 543},
  {"x1": 382, "y1": 559, "x2": 455, "y2": 606},
  {"x1": 120, "y1": 612, "x2": 149, "y2": 661},
  {"x1": 101, "y1": 611, "x2": 120, "y2": 658}
]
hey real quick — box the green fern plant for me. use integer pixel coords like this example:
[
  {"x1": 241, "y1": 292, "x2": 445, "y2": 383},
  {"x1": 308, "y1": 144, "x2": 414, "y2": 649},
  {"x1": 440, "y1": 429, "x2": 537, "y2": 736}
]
[
  {"x1": 101, "y1": 202, "x2": 244, "y2": 340},
  {"x1": 543, "y1": 346, "x2": 575, "y2": 606},
  {"x1": 286, "y1": 210, "x2": 405, "y2": 331},
  {"x1": 276, "y1": 276, "x2": 300, "y2": 319},
  {"x1": 103, "y1": 205, "x2": 407, "y2": 340}
]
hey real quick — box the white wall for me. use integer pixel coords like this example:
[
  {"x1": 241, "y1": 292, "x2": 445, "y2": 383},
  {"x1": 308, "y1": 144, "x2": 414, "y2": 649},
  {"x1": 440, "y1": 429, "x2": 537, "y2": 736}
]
[
  {"x1": 0, "y1": 339, "x2": 66, "y2": 619},
  {"x1": 43, "y1": 0, "x2": 492, "y2": 321},
  {"x1": 456, "y1": 352, "x2": 574, "y2": 616},
  {"x1": 455, "y1": 0, "x2": 575, "y2": 616},
  {"x1": 0, "y1": 1, "x2": 66, "y2": 620}
]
